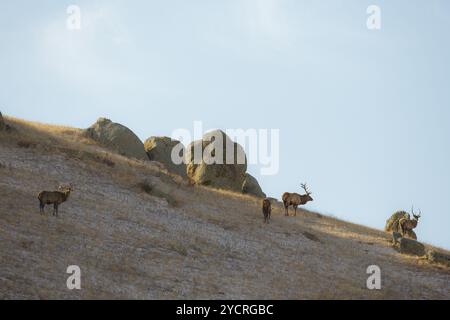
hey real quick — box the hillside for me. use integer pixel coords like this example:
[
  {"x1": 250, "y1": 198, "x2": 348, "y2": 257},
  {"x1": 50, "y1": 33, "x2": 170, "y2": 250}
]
[{"x1": 0, "y1": 115, "x2": 449, "y2": 299}]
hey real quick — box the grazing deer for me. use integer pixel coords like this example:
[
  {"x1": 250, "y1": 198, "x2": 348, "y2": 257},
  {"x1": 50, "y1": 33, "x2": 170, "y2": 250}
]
[
  {"x1": 262, "y1": 198, "x2": 272, "y2": 223},
  {"x1": 282, "y1": 183, "x2": 313, "y2": 216},
  {"x1": 38, "y1": 185, "x2": 73, "y2": 217},
  {"x1": 398, "y1": 206, "x2": 421, "y2": 240}
]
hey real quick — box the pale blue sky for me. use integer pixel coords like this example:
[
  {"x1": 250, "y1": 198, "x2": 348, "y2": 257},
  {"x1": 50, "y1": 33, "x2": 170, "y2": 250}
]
[{"x1": 1, "y1": 1, "x2": 449, "y2": 249}]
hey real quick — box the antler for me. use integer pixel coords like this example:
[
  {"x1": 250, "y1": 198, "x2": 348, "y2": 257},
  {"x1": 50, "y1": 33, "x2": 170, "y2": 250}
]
[
  {"x1": 58, "y1": 183, "x2": 74, "y2": 191},
  {"x1": 411, "y1": 205, "x2": 421, "y2": 218},
  {"x1": 301, "y1": 183, "x2": 311, "y2": 195}
]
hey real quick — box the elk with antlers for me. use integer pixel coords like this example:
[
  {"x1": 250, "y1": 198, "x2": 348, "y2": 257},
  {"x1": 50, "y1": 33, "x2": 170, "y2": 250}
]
[
  {"x1": 38, "y1": 185, "x2": 73, "y2": 217},
  {"x1": 282, "y1": 183, "x2": 313, "y2": 216},
  {"x1": 398, "y1": 206, "x2": 421, "y2": 240}
]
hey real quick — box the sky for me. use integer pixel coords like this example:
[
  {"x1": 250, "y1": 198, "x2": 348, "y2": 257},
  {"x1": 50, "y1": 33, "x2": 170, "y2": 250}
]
[{"x1": 1, "y1": 0, "x2": 449, "y2": 249}]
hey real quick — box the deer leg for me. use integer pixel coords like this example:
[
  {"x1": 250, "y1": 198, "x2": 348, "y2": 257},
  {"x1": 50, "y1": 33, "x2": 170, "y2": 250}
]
[{"x1": 294, "y1": 205, "x2": 298, "y2": 216}]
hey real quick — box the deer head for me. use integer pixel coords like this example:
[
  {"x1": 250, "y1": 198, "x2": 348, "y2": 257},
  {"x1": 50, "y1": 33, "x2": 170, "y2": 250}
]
[
  {"x1": 411, "y1": 206, "x2": 421, "y2": 221},
  {"x1": 301, "y1": 183, "x2": 313, "y2": 202},
  {"x1": 59, "y1": 184, "x2": 74, "y2": 193}
]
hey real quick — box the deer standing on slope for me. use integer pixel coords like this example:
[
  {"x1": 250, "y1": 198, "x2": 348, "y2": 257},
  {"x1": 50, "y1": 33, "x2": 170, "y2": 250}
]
[
  {"x1": 262, "y1": 198, "x2": 272, "y2": 223},
  {"x1": 38, "y1": 185, "x2": 73, "y2": 217},
  {"x1": 282, "y1": 183, "x2": 313, "y2": 216},
  {"x1": 398, "y1": 206, "x2": 421, "y2": 240}
]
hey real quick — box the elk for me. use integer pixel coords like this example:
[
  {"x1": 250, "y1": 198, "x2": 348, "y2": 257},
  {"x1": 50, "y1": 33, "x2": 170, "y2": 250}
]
[
  {"x1": 282, "y1": 183, "x2": 313, "y2": 216},
  {"x1": 38, "y1": 185, "x2": 73, "y2": 217},
  {"x1": 398, "y1": 206, "x2": 421, "y2": 240},
  {"x1": 262, "y1": 198, "x2": 272, "y2": 223}
]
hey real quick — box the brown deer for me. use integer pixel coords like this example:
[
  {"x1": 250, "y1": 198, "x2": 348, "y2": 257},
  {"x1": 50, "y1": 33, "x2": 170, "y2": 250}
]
[
  {"x1": 282, "y1": 183, "x2": 313, "y2": 216},
  {"x1": 398, "y1": 206, "x2": 421, "y2": 240},
  {"x1": 262, "y1": 198, "x2": 272, "y2": 223},
  {"x1": 38, "y1": 185, "x2": 73, "y2": 217}
]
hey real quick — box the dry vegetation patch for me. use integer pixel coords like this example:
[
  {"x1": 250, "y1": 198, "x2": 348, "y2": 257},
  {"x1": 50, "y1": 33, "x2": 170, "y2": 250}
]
[
  {"x1": 17, "y1": 140, "x2": 37, "y2": 149},
  {"x1": 0, "y1": 115, "x2": 449, "y2": 299},
  {"x1": 136, "y1": 180, "x2": 181, "y2": 208}
]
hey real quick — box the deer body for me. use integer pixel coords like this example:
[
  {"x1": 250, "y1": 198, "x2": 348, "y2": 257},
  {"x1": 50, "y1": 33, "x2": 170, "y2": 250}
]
[
  {"x1": 282, "y1": 183, "x2": 313, "y2": 216},
  {"x1": 399, "y1": 217, "x2": 420, "y2": 240},
  {"x1": 262, "y1": 198, "x2": 272, "y2": 223},
  {"x1": 38, "y1": 186, "x2": 72, "y2": 216},
  {"x1": 398, "y1": 207, "x2": 421, "y2": 240}
]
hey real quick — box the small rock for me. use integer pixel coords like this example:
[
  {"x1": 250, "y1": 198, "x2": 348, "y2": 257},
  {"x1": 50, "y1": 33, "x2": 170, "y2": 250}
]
[
  {"x1": 399, "y1": 238, "x2": 426, "y2": 256},
  {"x1": 427, "y1": 250, "x2": 450, "y2": 267}
]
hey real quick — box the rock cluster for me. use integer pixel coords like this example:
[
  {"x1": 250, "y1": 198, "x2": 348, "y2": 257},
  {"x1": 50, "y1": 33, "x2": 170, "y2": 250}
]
[{"x1": 85, "y1": 119, "x2": 266, "y2": 197}]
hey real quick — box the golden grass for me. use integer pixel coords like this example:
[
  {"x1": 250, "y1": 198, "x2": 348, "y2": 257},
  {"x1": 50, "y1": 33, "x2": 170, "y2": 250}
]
[
  {"x1": 3, "y1": 114, "x2": 448, "y2": 253},
  {"x1": 3, "y1": 114, "x2": 178, "y2": 180},
  {"x1": 5, "y1": 115, "x2": 79, "y2": 133},
  {"x1": 1, "y1": 113, "x2": 449, "y2": 300},
  {"x1": 5, "y1": 115, "x2": 85, "y2": 142}
]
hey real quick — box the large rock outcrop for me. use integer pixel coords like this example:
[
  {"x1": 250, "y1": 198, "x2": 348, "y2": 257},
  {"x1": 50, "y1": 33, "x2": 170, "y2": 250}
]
[
  {"x1": 242, "y1": 173, "x2": 266, "y2": 198},
  {"x1": 385, "y1": 211, "x2": 410, "y2": 233},
  {"x1": 185, "y1": 130, "x2": 248, "y2": 192},
  {"x1": 144, "y1": 136, "x2": 187, "y2": 178},
  {"x1": 84, "y1": 118, "x2": 148, "y2": 161}
]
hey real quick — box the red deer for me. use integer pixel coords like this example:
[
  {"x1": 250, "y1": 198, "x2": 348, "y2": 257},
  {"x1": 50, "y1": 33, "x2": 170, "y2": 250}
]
[
  {"x1": 38, "y1": 185, "x2": 73, "y2": 217},
  {"x1": 262, "y1": 198, "x2": 272, "y2": 223},
  {"x1": 282, "y1": 183, "x2": 313, "y2": 216},
  {"x1": 399, "y1": 206, "x2": 421, "y2": 240}
]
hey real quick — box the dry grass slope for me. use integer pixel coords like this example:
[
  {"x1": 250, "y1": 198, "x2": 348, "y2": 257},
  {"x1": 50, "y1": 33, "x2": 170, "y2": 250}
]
[{"x1": 0, "y1": 115, "x2": 449, "y2": 299}]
